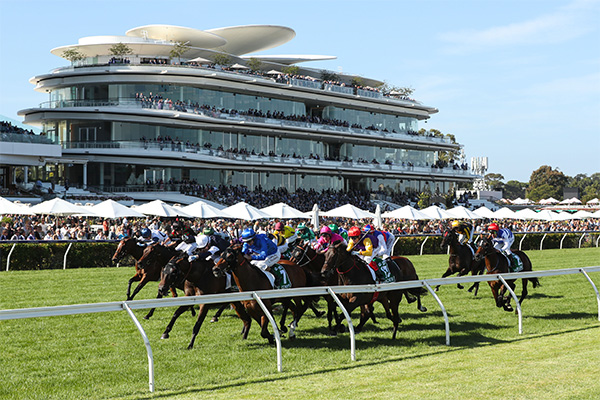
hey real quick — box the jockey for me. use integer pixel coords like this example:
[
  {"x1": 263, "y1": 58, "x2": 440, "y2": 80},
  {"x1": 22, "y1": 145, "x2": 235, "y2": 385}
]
[
  {"x1": 362, "y1": 225, "x2": 389, "y2": 258},
  {"x1": 272, "y1": 221, "x2": 298, "y2": 254},
  {"x1": 346, "y1": 226, "x2": 392, "y2": 282},
  {"x1": 241, "y1": 228, "x2": 283, "y2": 287},
  {"x1": 488, "y1": 223, "x2": 523, "y2": 272},
  {"x1": 329, "y1": 223, "x2": 348, "y2": 241},
  {"x1": 191, "y1": 234, "x2": 227, "y2": 263},
  {"x1": 451, "y1": 220, "x2": 474, "y2": 247},
  {"x1": 139, "y1": 227, "x2": 168, "y2": 245},
  {"x1": 313, "y1": 225, "x2": 346, "y2": 253},
  {"x1": 296, "y1": 222, "x2": 316, "y2": 243}
]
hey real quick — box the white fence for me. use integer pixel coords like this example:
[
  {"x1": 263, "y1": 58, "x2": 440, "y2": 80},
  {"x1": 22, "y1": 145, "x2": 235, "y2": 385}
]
[{"x1": 0, "y1": 266, "x2": 599, "y2": 393}]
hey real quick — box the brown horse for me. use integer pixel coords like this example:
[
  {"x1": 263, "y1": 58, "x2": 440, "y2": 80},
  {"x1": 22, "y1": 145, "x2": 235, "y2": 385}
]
[
  {"x1": 212, "y1": 244, "x2": 308, "y2": 343},
  {"x1": 112, "y1": 237, "x2": 146, "y2": 300},
  {"x1": 439, "y1": 229, "x2": 485, "y2": 295},
  {"x1": 474, "y1": 236, "x2": 540, "y2": 312},
  {"x1": 133, "y1": 243, "x2": 179, "y2": 319},
  {"x1": 321, "y1": 241, "x2": 427, "y2": 339},
  {"x1": 158, "y1": 254, "x2": 252, "y2": 350},
  {"x1": 289, "y1": 241, "x2": 344, "y2": 335}
]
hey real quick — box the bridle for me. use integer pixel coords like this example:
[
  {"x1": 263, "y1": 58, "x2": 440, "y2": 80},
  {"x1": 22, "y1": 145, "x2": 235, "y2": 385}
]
[{"x1": 290, "y1": 243, "x2": 318, "y2": 267}]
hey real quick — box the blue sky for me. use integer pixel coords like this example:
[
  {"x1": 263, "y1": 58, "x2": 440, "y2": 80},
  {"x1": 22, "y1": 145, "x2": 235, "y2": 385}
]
[{"x1": 1, "y1": 0, "x2": 599, "y2": 183}]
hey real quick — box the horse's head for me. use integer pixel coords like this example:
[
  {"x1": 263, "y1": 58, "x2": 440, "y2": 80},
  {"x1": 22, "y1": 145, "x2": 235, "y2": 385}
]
[
  {"x1": 473, "y1": 236, "x2": 493, "y2": 263},
  {"x1": 137, "y1": 242, "x2": 160, "y2": 270},
  {"x1": 440, "y1": 229, "x2": 458, "y2": 250},
  {"x1": 112, "y1": 237, "x2": 135, "y2": 263},
  {"x1": 289, "y1": 241, "x2": 309, "y2": 264},
  {"x1": 158, "y1": 255, "x2": 186, "y2": 296},
  {"x1": 321, "y1": 240, "x2": 346, "y2": 279},
  {"x1": 213, "y1": 244, "x2": 242, "y2": 277}
]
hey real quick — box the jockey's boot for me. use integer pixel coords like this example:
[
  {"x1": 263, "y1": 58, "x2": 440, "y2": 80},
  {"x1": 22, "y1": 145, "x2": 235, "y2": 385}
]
[{"x1": 368, "y1": 261, "x2": 381, "y2": 281}]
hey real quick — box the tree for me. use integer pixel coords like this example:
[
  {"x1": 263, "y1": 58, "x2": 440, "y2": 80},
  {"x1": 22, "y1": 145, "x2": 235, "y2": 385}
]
[
  {"x1": 320, "y1": 70, "x2": 340, "y2": 82},
  {"x1": 528, "y1": 166, "x2": 568, "y2": 200},
  {"x1": 62, "y1": 48, "x2": 85, "y2": 65},
  {"x1": 350, "y1": 76, "x2": 364, "y2": 87},
  {"x1": 169, "y1": 41, "x2": 190, "y2": 64},
  {"x1": 246, "y1": 57, "x2": 262, "y2": 72},
  {"x1": 109, "y1": 43, "x2": 133, "y2": 58},
  {"x1": 417, "y1": 192, "x2": 431, "y2": 209},
  {"x1": 282, "y1": 65, "x2": 300, "y2": 76},
  {"x1": 527, "y1": 183, "x2": 561, "y2": 202},
  {"x1": 503, "y1": 180, "x2": 527, "y2": 199},
  {"x1": 484, "y1": 173, "x2": 505, "y2": 191},
  {"x1": 213, "y1": 53, "x2": 231, "y2": 67}
]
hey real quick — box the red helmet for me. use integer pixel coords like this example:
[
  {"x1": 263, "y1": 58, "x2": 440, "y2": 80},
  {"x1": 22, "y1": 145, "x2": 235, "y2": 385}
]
[
  {"x1": 274, "y1": 222, "x2": 284, "y2": 231},
  {"x1": 348, "y1": 226, "x2": 361, "y2": 238},
  {"x1": 488, "y1": 223, "x2": 500, "y2": 231}
]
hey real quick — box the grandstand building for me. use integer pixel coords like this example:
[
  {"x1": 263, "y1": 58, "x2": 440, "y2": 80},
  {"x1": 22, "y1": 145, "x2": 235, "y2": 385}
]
[{"x1": 17, "y1": 24, "x2": 476, "y2": 201}]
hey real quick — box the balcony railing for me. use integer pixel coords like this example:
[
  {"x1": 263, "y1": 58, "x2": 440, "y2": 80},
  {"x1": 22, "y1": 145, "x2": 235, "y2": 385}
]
[
  {"x1": 39, "y1": 99, "x2": 453, "y2": 145},
  {"x1": 63, "y1": 140, "x2": 473, "y2": 177},
  {"x1": 0, "y1": 132, "x2": 56, "y2": 144}
]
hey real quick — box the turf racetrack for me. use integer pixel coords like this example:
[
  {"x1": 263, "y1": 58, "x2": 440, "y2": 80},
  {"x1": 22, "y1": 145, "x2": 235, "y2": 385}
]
[{"x1": 0, "y1": 248, "x2": 599, "y2": 400}]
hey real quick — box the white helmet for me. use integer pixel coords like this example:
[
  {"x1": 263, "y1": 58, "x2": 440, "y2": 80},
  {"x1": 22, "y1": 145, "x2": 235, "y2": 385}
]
[{"x1": 196, "y1": 234, "x2": 210, "y2": 248}]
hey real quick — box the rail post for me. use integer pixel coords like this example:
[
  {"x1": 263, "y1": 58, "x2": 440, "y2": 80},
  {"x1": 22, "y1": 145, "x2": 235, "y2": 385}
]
[
  {"x1": 559, "y1": 233, "x2": 568, "y2": 249},
  {"x1": 122, "y1": 302, "x2": 154, "y2": 393},
  {"x1": 519, "y1": 234, "x2": 527, "y2": 251},
  {"x1": 420, "y1": 236, "x2": 429, "y2": 256},
  {"x1": 6, "y1": 243, "x2": 16, "y2": 271},
  {"x1": 539, "y1": 233, "x2": 547, "y2": 251},
  {"x1": 579, "y1": 269, "x2": 600, "y2": 321},
  {"x1": 63, "y1": 242, "x2": 73, "y2": 270},
  {"x1": 578, "y1": 233, "x2": 586, "y2": 249},
  {"x1": 423, "y1": 281, "x2": 450, "y2": 345},
  {"x1": 327, "y1": 287, "x2": 356, "y2": 361},
  {"x1": 498, "y1": 275, "x2": 522, "y2": 334},
  {"x1": 252, "y1": 292, "x2": 283, "y2": 372}
]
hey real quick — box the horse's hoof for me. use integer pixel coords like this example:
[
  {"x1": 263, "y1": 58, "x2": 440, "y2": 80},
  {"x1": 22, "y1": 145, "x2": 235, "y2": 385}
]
[
  {"x1": 419, "y1": 306, "x2": 428, "y2": 313},
  {"x1": 314, "y1": 310, "x2": 325, "y2": 318},
  {"x1": 160, "y1": 333, "x2": 169, "y2": 340},
  {"x1": 406, "y1": 295, "x2": 417, "y2": 304},
  {"x1": 457, "y1": 284, "x2": 464, "y2": 290},
  {"x1": 210, "y1": 317, "x2": 218, "y2": 323},
  {"x1": 143, "y1": 315, "x2": 151, "y2": 320},
  {"x1": 186, "y1": 345, "x2": 194, "y2": 350},
  {"x1": 328, "y1": 330, "x2": 338, "y2": 337},
  {"x1": 280, "y1": 325, "x2": 288, "y2": 334}
]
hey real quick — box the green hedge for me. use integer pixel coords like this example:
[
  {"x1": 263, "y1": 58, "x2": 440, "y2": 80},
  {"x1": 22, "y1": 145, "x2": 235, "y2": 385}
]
[{"x1": 0, "y1": 242, "x2": 122, "y2": 271}]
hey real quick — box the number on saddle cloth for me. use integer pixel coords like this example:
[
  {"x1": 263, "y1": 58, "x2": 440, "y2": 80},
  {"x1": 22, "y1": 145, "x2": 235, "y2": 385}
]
[
  {"x1": 373, "y1": 257, "x2": 395, "y2": 284},
  {"x1": 272, "y1": 264, "x2": 292, "y2": 289}
]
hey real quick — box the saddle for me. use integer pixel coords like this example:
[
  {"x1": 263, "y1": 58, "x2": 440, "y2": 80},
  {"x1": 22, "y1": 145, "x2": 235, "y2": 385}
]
[
  {"x1": 269, "y1": 264, "x2": 292, "y2": 289},
  {"x1": 372, "y1": 257, "x2": 395, "y2": 284}
]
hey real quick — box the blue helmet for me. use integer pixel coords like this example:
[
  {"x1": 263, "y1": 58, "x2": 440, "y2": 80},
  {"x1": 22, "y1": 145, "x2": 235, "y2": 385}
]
[
  {"x1": 362, "y1": 224, "x2": 373, "y2": 233},
  {"x1": 140, "y1": 228, "x2": 151, "y2": 238},
  {"x1": 241, "y1": 228, "x2": 256, "y2": 242}
]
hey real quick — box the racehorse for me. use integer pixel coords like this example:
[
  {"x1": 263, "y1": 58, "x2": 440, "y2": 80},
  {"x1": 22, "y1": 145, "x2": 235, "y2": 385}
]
[
  {"x1": 289, "y1": 241, "x2": 344, "y2": 335},
  {"x1": 438, "y1": 229, "x2": 485, "y2": 295},
  {"x1": 133, "y1": 243, "x2": 180, "y2": 319},
  {"x1": 112, "y1": 237, "x2": 146, "y2": 300},
  {"x1": 321, "y1": 241, "x2": 427, "y2": 339},
  {"x1": 212, "y1": 244, "x2": 308, "y2": 344},
  {"x1": 474, "y1": 236, "x2": 540, "y2": 312},
  {"x1": 158, "y1": 254, "x2": 252, "y2": 350}
]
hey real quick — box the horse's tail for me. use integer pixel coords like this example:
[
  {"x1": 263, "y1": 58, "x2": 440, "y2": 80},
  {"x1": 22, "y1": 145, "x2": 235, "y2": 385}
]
[
  {"x1": 530, "y1": 277, "x2": 541, "y2": 288},
  {"x1": 515, "y1": 251, "x2": 540, "y2": 288}
]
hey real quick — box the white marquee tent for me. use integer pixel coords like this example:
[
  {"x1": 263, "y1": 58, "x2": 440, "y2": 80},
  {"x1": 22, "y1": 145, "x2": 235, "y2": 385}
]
[
  {"x1": 321, "y1": 204, "x2": 375, "y2": 219},
  {"x1": 260, "y1": 203, "x2": 310, "y2": 219},
  {"x1": 420, "y1": 205, "x2": 453, "y2": 220},
  {"x1": 221, "y1": 202, "x2": 271, "y2": 221},
  {"x1": 29, "y1": 198, "x2": 90, "y2": 216},
  {"x1": 133, "y1": 200, "x2": 192, "y2": 218},
  {"x1": 382, "y1": 205, "x2": 430, "y2": 220}
]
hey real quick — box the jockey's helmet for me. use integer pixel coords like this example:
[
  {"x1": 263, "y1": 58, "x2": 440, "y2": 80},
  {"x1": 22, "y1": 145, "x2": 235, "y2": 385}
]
[
  {"x1": 451, "y1": 220, "x2": 461, "y2": 228},
  {"x1": 488, "y1": 223, "x2": 500, "y2": 232},
  {"x1": 328, "y1": 223, "x2": 339, "y2": 233},
  {"x1": 241, "y1": 228, "x2": 256, "y2": 242},
  {"x1": 196, "y1": 234, "x2": 210, "y2": 248},
  {"x1": 274, "y1": 222, "x2": 285, "y2": 231},
  {"x1": 319, "y1": 226, "x2": 332, "y2": 236},
  {"x1": 297, "y1": 222, "x2": 307, "y2": 231},
  {"x1": 140, "y1": 228, "x2": 151, "y2": 238},
  {"x1": 203, "y1": 227, "x2": 214, "y2": 236},
  {"x1": 348, "y1": 226, "x2": 361, "y2": 238}
]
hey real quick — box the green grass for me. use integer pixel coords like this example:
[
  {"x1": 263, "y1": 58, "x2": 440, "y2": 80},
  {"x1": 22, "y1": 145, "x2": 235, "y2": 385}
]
[{"x1": 0, "y1": 248, "x2": 599, "y2": 400}]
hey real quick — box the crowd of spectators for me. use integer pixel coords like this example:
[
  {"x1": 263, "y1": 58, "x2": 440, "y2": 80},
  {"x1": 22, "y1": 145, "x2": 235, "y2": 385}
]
[{"x1": 1, "y1": 121, "x2": 35, "y2": 135}]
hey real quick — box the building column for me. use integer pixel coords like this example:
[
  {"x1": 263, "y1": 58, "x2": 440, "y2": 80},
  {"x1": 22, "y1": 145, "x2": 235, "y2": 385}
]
[
  {"x1": 83, "y1": 163, "x2": 88, "y2": 189},
  {"x1": 24, "y1": 167, "x2": 29, "y2": 184},
  {"x1": 99, "y1": 162, "x2": 104, "y2": 190}
]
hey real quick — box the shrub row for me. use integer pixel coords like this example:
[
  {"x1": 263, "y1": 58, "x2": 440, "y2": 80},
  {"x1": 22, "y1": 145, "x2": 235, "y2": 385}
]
[{"x1": 0, "y1": 232, "x2": 598, "y2": 271}]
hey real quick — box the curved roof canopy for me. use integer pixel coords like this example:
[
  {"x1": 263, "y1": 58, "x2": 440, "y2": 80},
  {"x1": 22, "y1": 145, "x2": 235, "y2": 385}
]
[
  {"x1": 206, "y1": 25, "x2": 295, "y2": 55},
  {"x1": 126, "y1": 25, "x2": 227, "y2": 48}
]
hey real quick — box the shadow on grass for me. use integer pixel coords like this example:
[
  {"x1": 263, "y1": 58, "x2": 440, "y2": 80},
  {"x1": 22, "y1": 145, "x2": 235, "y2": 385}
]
[{"x1": 529, "y1": 311, "x2": 598, "y2": 320}]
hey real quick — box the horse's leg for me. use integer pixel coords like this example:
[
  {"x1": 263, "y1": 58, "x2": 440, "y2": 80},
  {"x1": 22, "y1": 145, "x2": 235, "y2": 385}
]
[
  {"x1": 489, "y1": 281, "x2": 503, "y2": 308},
  {"x1": 410, "y1": 289, "x2": 427, "y2": 312},
  {"x1": 260, "y1": 314, "x2": 274, "y2": 344},
  {"x1": 126, "y1": 274, "x2": 142, "y2": 300},
  {"x1": 210, "y1": 303, "x2": 230, "y2": 323},
  {"x1": 143, "y1": 291, "x2": 162, "y2": 320},
  {"x1": 435, "y1": 268, "x2": 455, "y2": 291},
  {"x1": 389, "y1": 297, "x2": 401, "y2": 340},
  {"x1": 187, "y1": 304, "x2": 210, "y2": 350},
  {"x1": 230, "y1": 301, "x2": 252, "y2": 339},
  {"x1": 308, "y1": 297, "x2": 324, "y2": 318},
  {"x1": 128, "y1": 275, "x2": 150, "y2": 301},
  {"x1": 278, "y1": 300, "x2": 293, "y2": 334},
  {"x1": 370, "y1": 302, "x2": 381, "y2": 324},
  {"x1": 161, "y1": 304, "x2": 189, "y2": 339},
  {"x1": 326, "y1": 298, "x2": 338, "y2": 336},
  {"x1": 519, "y1": 279, "x2": 529, "y2": 306}
]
